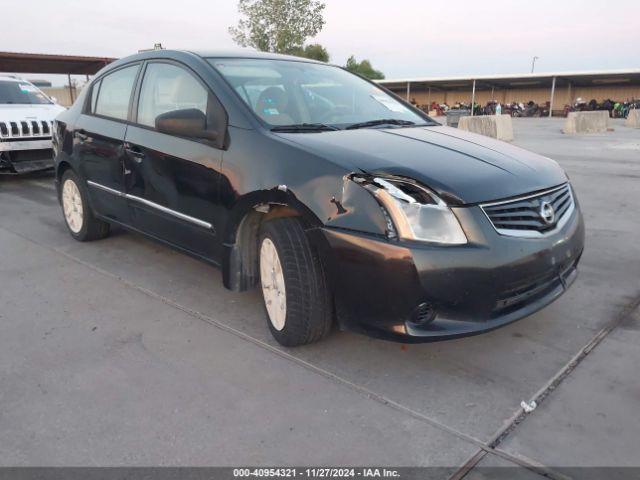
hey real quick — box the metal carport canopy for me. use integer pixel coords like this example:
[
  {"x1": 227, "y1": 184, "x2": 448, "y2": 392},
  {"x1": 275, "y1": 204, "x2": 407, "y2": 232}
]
[
  {"x1": 0, "y1": 51, "x2": 116, "y2": 75},
  {"x1": 378, "y1": 69, "x2": 640, "y2": 91}
]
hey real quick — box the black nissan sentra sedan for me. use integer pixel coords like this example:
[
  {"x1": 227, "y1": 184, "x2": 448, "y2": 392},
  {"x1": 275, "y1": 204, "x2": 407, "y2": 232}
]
[{"x1": 53, "y1": 49, "x2": 585, "y2": 346}]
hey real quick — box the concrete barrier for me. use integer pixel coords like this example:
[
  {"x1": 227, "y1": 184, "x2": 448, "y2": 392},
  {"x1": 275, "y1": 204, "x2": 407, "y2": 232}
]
[
  {"x1": 457, "y1": 114, "x2": 514, "y2": 141},
  {"x1": 563, "y1": 111, "x2": 610, "y2": 134},
  {"x1": 626, "y1": 109, "x2": 640, "y2": 128}
]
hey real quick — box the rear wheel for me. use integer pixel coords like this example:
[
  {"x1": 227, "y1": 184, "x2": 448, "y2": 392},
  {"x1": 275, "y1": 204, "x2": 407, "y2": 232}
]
[
  {"x1": 259, "y1": 217, "x2": 333, "y2": 346},
  {"x1": 60, "y1": 170, "x2": 110, "y2": 241}
]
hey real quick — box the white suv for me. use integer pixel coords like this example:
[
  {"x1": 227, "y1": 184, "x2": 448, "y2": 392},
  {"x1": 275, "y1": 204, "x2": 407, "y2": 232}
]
[{"x1": 0, "y1": 75, "x2": 65, "y2": 173}]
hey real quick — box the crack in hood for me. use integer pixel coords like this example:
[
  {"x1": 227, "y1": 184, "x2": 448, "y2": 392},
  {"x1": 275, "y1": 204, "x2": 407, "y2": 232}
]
[{"x1": 275, "y1": 124, "x2": 567, "y2": 204}]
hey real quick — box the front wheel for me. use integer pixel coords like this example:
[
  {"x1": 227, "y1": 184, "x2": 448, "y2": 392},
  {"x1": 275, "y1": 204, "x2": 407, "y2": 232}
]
[
  {"x1": 259, "y1": 217, "x2": 333, "y2": 346},
  {"x1": 60, "y1": 170, "x2": 110, "y2": 241}
]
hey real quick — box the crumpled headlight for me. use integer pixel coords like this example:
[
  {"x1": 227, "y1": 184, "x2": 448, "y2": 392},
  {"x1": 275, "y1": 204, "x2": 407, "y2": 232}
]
[{"x1": 356, "y1": 176, "x2": 467, "y2": 245}]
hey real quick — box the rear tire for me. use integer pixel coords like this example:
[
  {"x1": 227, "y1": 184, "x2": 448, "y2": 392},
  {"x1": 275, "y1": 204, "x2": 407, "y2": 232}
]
[
  {"x1": 259, "y1": 217, "x2": 333, "y2": 346},
  {"x1": 60, "y1": 169, "x2": 110, "y2": 242}
]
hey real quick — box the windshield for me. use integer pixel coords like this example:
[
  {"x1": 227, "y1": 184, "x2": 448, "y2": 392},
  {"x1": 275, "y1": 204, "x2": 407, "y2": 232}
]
[
  {"x1": 0, "y1": 80, "x2": 52, "y2": 105},
  {"x1": 208, "y1": 58, "x2": 430, "y2": 129}
]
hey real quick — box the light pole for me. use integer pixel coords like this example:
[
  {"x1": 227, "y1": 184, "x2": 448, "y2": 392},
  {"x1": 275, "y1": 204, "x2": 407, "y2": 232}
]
[{"x1": 531, "y1": 56, "x2": 539, "y2": 73}]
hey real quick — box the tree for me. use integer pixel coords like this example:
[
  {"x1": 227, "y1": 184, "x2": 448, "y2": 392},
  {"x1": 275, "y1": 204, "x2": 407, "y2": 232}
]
[
  {"x1": 289, "y1": 43, "x2": 330, "y2": 62},
  {"x1": 345, "y1": 55, "x2": 385, "y2": 80},
  {"x1": 229, "y1": 0, "x2": 326, "y2": 54}
]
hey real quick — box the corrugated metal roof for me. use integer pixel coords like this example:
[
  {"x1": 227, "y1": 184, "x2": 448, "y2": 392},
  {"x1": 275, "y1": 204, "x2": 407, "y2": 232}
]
[
  {"x1": 378, "y1": 69, "x2": 640, "y2": 85},
  {"x1": 0, "y1": 51, "x2": 116, "y2": 75},
  {"x1": 379, "y1": 69, "x2": 640, "y2": 93}
]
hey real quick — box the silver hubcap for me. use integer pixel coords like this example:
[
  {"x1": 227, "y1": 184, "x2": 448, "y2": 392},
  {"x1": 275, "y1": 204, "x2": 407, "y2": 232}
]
[
  {"x1": 62, "y1": 178, "x2": 84, "y2": 234},
  {"x1": 260, "y1": 238, "x2": 286, "y2": 331}
]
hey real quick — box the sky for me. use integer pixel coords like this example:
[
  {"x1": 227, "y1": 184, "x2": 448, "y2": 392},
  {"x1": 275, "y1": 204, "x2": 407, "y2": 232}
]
[{"x1": 2, "y1": 0, "x2": 639, "y2": 85}]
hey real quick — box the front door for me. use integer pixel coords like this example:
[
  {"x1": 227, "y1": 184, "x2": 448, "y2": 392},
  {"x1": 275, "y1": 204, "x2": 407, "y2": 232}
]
[
  {"x1": 123, "y1": 61, "x2": 225, "y2": 262},
  {"x1": 78, "y1": 63, "x2": 140, "y2": 223}
]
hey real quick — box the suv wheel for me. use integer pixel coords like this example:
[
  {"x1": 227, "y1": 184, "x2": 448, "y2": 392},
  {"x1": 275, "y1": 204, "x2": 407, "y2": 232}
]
[
  {"x1": 60, "y1": 170, "x2": 110, "y2": 241},
  {"x1": 259, "y1": 217, "x2": 333, "y2": 346}
]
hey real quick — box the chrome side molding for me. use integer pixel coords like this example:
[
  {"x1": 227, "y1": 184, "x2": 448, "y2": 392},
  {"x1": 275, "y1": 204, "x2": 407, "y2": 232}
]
[
  {"x1": 87, "y1": 180, "x2": 213, "y2": 230},
  {"x1": 87, "y1": 180, "x2": 124, "y2": 197}
]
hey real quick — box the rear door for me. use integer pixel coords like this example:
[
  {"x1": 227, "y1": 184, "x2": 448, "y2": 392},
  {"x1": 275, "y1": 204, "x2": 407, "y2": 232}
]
[
  {"x1": 123, "y1": 60, "x2": 226, "y2": 262},
  {"x1": 75, "y1": 63, "x2": 140, "y2": 223}
]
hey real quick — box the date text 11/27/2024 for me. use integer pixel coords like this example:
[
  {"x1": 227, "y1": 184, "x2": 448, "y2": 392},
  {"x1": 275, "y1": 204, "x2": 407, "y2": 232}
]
[{"x1": 232, "y1": 468, "x2": 401, "y2": 478}]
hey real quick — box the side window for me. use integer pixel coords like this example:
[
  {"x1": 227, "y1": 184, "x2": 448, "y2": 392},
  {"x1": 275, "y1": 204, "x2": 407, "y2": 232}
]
[
  {"x1": 137, "y1": 63, "x2": 208, "y2": 128},
  {"x1": 90, "y1": 79, "x2": 101, "y2": 113},
  {"x1": 94, "y1": 65, "x2": 139, "y2": 121}
]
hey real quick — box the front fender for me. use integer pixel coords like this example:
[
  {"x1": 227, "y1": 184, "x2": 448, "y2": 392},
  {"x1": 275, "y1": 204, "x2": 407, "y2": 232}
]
[{"x1": 219, "y1": 128, "x2": 392, "y2": 291}]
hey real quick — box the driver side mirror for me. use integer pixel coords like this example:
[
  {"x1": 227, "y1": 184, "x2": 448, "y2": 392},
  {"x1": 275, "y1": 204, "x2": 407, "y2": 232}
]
[{"x1": 155, "y1": 108, "x2": 218, "y2": 141}]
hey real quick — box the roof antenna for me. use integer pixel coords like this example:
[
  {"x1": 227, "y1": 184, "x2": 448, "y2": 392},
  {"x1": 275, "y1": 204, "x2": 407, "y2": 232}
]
[{"x1": 138, "y1": 43, "x2": 165, "y2": 53}]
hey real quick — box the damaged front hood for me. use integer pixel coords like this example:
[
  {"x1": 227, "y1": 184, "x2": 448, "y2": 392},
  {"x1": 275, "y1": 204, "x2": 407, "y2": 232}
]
[{"x1": 275, "y1": 125, "x2": 567, "y2": 204}]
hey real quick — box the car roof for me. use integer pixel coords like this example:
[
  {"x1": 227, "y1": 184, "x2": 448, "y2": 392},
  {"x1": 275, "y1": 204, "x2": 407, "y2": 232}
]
[
  {"x1": 100, "y1": 48, "x2": 327, "y2": 75},
  {"x1": 187, "y1": 49, "x2": 324, "y2": 64}
]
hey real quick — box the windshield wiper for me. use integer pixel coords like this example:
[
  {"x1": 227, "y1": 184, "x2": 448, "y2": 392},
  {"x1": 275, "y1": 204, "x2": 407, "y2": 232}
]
[
  {"x1": 271, "y1": 123, "x2": 339, "y2": 133},
  {"x1": 345, "y1": 119, "x2": 416, "y2": 130}
]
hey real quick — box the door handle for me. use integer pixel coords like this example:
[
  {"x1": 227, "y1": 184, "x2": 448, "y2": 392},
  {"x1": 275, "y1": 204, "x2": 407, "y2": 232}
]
[{"x1": 124, "y1": 146, "x2": 145, "y2": 161}]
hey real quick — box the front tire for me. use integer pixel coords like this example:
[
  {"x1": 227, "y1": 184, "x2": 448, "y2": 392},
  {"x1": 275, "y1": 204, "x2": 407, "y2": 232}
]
[
  {"x1": 60, "y1": 170, "x2": 110, "y2": 242},
  {"x1": 259, "y1": 217, "x2": 333, "y2": 346}
]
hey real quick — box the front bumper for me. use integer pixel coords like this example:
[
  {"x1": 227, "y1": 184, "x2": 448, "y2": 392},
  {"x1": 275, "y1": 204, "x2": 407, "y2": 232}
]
[
  {"x1": 0, "y1": 138, "x2": 53, "y2": 152},
  {"x1": 317, "y1": 203, "x2": 585, "y2": 343},
  {"x1": 0, "y1": 139, "x2": 54, "y2": 174}
]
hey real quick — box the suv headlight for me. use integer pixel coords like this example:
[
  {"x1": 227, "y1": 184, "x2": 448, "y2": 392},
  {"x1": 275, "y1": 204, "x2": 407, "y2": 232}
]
[{"x1": 355, "y1": 176, "x2": 467, "y2": 245}]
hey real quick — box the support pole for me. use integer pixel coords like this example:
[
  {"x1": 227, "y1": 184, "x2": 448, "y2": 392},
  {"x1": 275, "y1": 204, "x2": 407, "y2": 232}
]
[
  {"x1": 67, "y1": 73, "x2": 74, "y2": 104},
  {"x1": 470, "y1": 79, "x2": 476, "y2": 116},
  {"x1": 406, "y1": 82, "x2": 411, "y2": 102},
  {"x1": 549, "y1": 76, "x2": 556, "y2": 118}
]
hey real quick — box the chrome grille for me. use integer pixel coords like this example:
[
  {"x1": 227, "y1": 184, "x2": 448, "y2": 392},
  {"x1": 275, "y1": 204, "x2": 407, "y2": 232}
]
[
  {"x1": 0, "y1": 120, "x2": 53, "y2": 140},
  {"x1": 481, "y1": 184, "x2": 575, "y2": 237}
]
